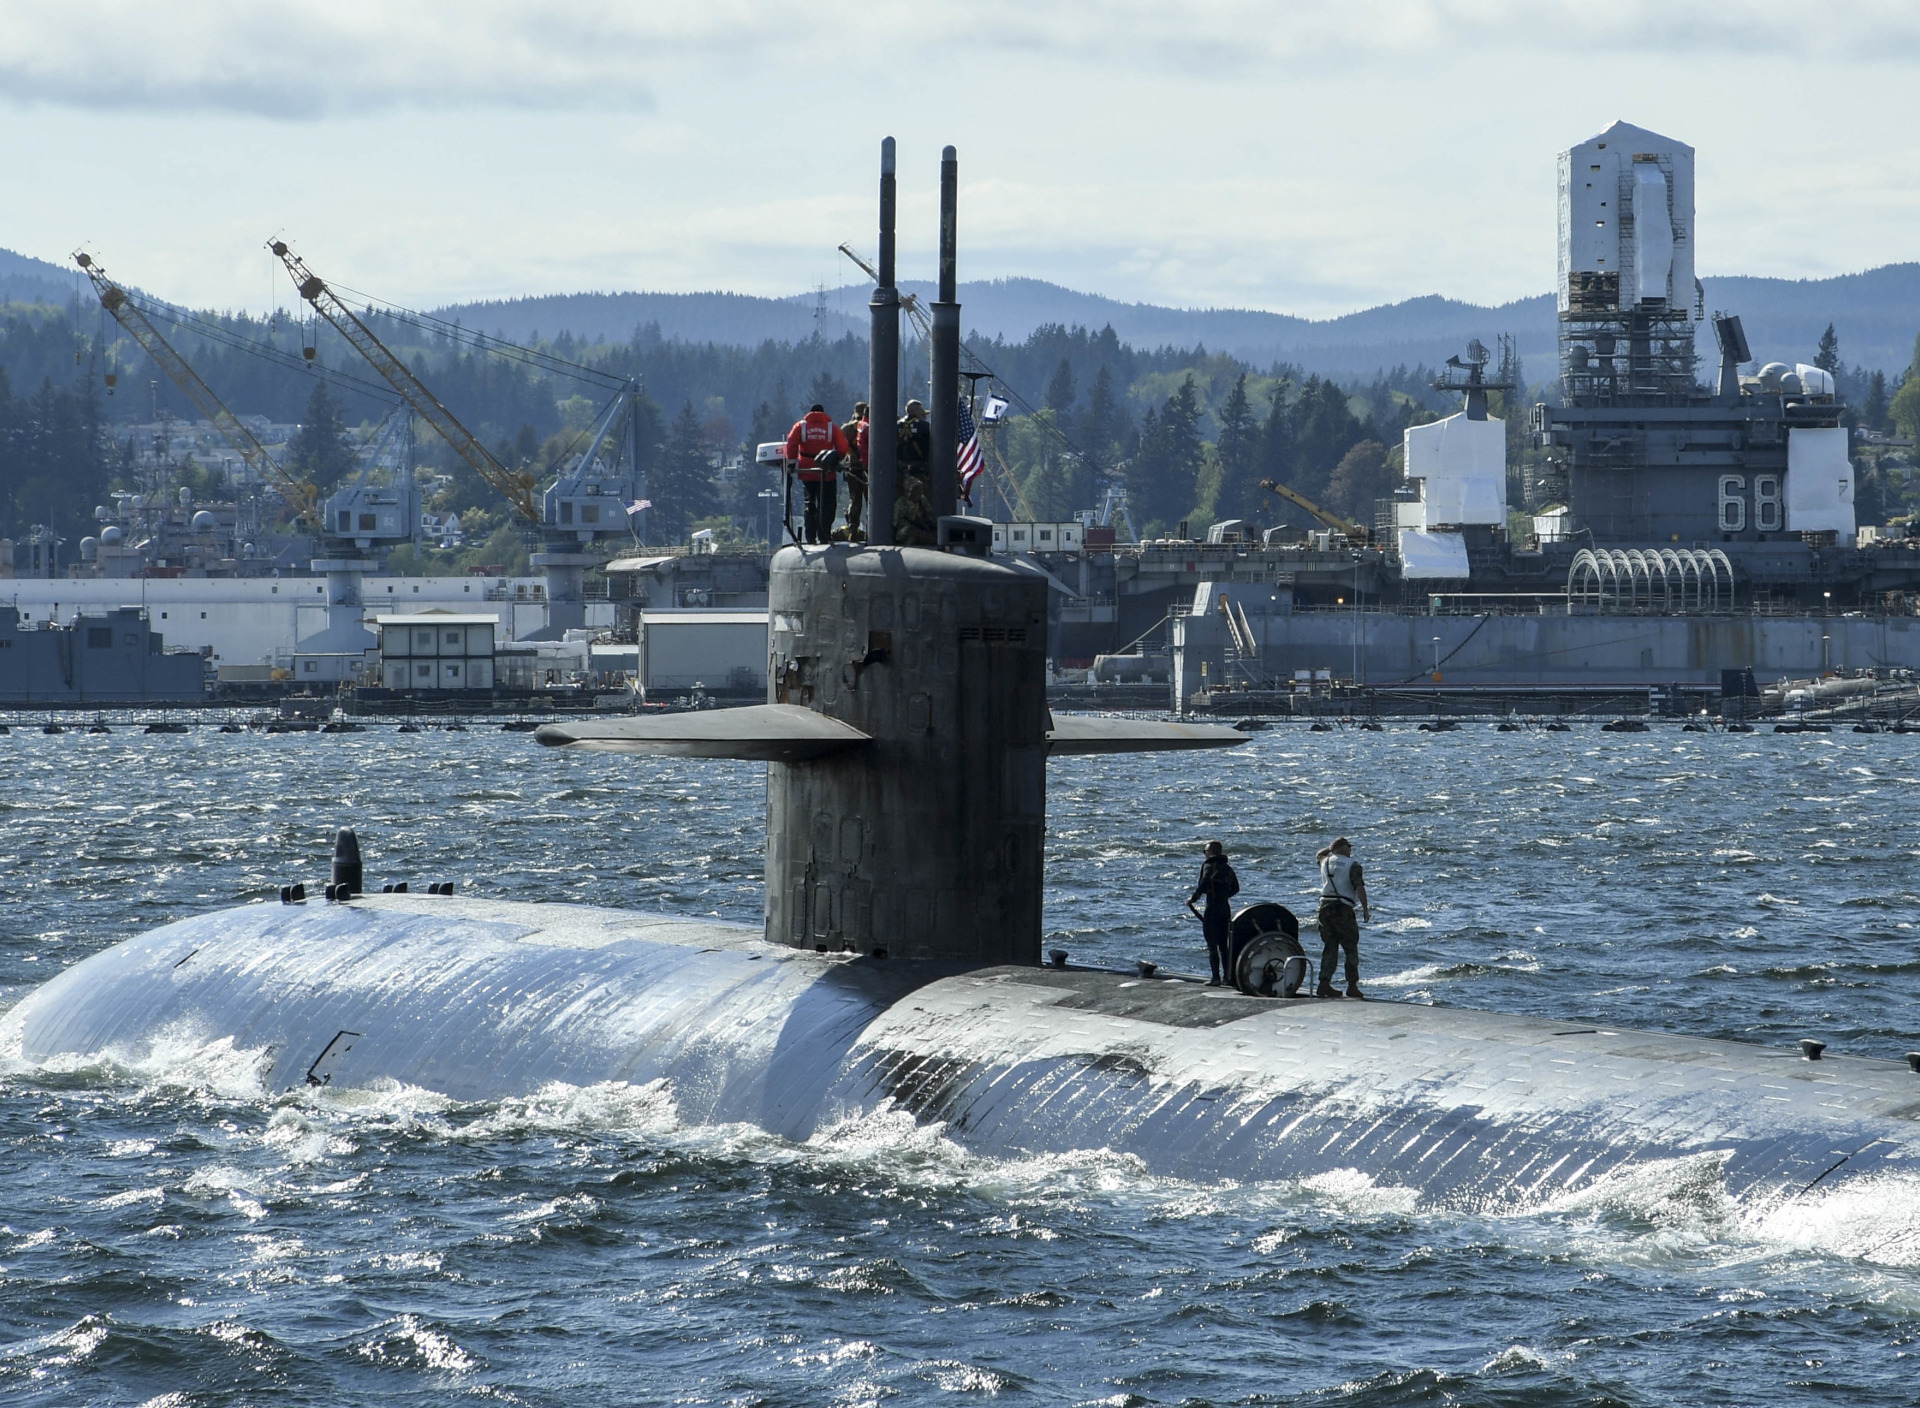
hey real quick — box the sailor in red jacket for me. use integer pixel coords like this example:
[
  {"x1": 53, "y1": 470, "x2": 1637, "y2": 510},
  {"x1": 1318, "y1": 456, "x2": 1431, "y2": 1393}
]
[{"x1": 784, "y1": 404, "x2": 850, "y2": 544}]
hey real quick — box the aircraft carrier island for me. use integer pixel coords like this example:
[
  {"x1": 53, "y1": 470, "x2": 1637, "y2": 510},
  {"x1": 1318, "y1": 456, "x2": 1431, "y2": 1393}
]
[
  {"x1": 8, "y1": 139, "x2": 1918, "y2": 1231},
  {"x1": 1054, "y1": 122, "x2": 1920, "y2": 704}
]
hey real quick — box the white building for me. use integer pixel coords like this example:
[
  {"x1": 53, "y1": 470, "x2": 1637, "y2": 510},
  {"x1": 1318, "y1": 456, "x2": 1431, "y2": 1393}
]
[
  {"x1": 0, "y1": 576, "x2": 614, "y2": 668},
  {"x1": 375, "y1": 613, "x2": 499, "y2": 690},
  {"x1": 639, "y1": 610, "x2": 768, "y2": 696}
]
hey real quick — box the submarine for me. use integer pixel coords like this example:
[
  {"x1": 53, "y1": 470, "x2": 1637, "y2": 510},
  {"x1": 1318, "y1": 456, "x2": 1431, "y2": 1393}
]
[{"x1": 8, "y1": 142, "x2": 1920, "y2": 1221}]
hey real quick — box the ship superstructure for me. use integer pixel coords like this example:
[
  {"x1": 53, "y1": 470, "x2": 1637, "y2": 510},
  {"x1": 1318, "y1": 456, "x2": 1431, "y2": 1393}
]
[{"x1": 1529, "y1": 121, "x2": 1866, "y2": 601}]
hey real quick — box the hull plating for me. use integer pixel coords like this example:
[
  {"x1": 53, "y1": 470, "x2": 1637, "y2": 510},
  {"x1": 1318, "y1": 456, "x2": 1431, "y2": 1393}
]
[{"x1": 7, "y1": 895, "x2": 1916, "y2": 1214}]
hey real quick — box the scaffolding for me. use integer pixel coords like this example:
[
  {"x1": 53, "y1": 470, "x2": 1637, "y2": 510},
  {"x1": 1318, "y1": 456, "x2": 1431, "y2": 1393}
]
[{"x1": 1559, "y1": 304, "x2": 1698, "y2": 405}]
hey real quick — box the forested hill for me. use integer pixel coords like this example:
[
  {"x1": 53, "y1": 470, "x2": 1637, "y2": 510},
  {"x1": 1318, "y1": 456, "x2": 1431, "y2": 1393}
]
[
  {"x1": 439, "y1": 290, "x2": 863, "y2": 348},
  {"x1": 9, "y1": 237, "x2": 1918, "y2": 375},
  {"x1": 438, "y1": 265, "x2": 1920, "y2": 380},
  {"x1": 0, "y1": 247, "x2": 79, "y2": 308}
]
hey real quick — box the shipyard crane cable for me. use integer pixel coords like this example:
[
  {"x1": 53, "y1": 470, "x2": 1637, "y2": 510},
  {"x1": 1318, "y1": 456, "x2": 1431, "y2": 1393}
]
[
  {"x1": 314, "y1": 279, "x2": 631, "y2": 392},
  {"x1": 537, "y1": 382, "x2": 632, "y2": 481},
  {"x1": 128, "y1": 296, "x2": 405, "y2": 409},
  {"x1": 837, "y1": 245, "x2": 1111, "y2": 497}
]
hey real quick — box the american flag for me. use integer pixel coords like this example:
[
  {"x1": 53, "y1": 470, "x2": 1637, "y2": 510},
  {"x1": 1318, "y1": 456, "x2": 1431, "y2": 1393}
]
[{"x1": 957, "y1": 399, "x2": 985, "y2": 501}]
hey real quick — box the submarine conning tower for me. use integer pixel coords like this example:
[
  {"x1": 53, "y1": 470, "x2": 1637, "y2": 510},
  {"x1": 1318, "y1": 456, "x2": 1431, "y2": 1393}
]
[
  {"x1": 766, "y1": 544, "x2": 1050, "y2": 962},
  {"x1": 534, "y1": 138, "x2": 1245, "y2": 965}
]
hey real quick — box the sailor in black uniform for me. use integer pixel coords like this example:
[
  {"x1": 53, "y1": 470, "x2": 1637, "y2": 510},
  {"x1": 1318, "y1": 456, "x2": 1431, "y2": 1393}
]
[{"x1": 1186, "y1": 840, "x2": 1239, "y2": 986}]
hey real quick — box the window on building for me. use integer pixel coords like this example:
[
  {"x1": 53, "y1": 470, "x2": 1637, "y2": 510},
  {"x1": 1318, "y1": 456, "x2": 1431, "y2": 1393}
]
[
  {"x1": 416, "y1": 664, "x2": 431, "y2": 678},
  {"x1": 87, "y1": 627, "x2": 112, "y2": 648}
]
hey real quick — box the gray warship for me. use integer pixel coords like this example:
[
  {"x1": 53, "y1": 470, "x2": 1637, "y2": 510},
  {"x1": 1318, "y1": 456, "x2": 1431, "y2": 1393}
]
[{"x1": 7, "y1": 141, "x2": 1918, "y2": 1218}]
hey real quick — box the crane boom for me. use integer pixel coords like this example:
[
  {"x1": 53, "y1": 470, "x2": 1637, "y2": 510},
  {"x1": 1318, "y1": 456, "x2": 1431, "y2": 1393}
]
[
  {"x1": 267, "y1": 241, "x2": 539, "y2": 524},
  {"x1": 838, "y1": 242, "x2": 932, "y2": 343},
  {"x1": 74, "y1": 252, "x2": 318, "y2": 528},
  {"x1": 1256, "y1": 478, "x2": 1366, "y2": 541}
]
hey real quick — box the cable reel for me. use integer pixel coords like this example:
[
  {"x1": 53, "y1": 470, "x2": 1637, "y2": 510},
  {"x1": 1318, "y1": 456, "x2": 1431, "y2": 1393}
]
[{"x1": 1227, "y1": 902, "x2": 1306, "y2": 998}]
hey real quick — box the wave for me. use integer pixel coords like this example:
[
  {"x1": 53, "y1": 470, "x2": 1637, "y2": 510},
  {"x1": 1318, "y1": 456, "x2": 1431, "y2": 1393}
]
[{"x1": 12, "y1": 1026, "x2": 1920, "y2": 1281}]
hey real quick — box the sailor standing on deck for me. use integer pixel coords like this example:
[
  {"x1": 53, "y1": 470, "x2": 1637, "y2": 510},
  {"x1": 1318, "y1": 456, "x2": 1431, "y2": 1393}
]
[
  {"x1": 839, "y1": 401, "x2": 870, "y2": 541},
  {"x1": 785, "y1": 404, "x2": 849, "y2": 544},
  {"x1": 1186, "y1": 840, "x2": 1239, "y2": 986},
  {"x1": 1315, "y1": 837, "x2": 1369, "y2": 999}
]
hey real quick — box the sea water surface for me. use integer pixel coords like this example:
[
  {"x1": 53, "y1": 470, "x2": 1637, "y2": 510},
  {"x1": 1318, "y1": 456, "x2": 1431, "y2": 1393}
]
[{"x1": 2, "y1": 722, "x2": 1917, "y2": 1405}]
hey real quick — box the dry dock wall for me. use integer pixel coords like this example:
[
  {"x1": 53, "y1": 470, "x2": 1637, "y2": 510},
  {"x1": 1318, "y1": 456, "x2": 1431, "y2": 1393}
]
[{"x1": 1173, "y1": 610, "x2": 1920, "y2": 703}]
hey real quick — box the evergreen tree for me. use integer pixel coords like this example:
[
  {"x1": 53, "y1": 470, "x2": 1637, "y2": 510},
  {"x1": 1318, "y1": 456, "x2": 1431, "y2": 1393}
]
[
  {"x1": 651, "y1": 399, "x2": 717, "y2": 540},
  {"x1": 1863, "y1": 371, "x2": 1889, "y2": 433},
  {"x1": 747, "y1": 399, "x2": 783, "y2": 450},
  {"x1": 807, "y1": 370, "x2": 856, "y2": 418},
  {"x1": 1045, "y1": 358, "x2": 1077, "y2": 424},
  {"x1": 1247, "y1": 379, "x2": 1295, "y2": 525},
  {"x1": 1128, "y1": 375, "x2": 1203, "y2": 534},
  {"x1": 287, "y1": 381, "x2": 354, "y2": 492},
  {"x1": 1011, "y1": 411, "x2": 1073, "y2": 521},
  {"x1": 1213, "y1": 372, "x2": 1260, "y2": 520},
  {"x1": 1288, "y1": 376, "x2": 1368, "y2": 502},
  {"x1": 0, "y1": 372, "x2": 108, "y2": 543},
  {"x1": 1080, "y1": 364, "x2": 1123, "y2": 480},
  {"x1": 1127, "y1": 404, "x2": 1160, "y2": 530},
  {"x1": 1815, "y1": 323, "x2": 1841, "y2": 374}
]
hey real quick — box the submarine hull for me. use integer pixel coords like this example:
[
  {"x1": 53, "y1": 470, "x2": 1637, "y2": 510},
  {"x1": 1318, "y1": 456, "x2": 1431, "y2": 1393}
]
[{"x1": 7, "y1": 895, "x2": 1916, "y2": 1214}]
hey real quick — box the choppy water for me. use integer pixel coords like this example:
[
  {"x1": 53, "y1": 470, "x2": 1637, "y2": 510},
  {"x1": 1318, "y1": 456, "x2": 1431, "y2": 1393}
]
[{"x1": 2, "y1": 722, "x2": 1917, "y2": 1405}]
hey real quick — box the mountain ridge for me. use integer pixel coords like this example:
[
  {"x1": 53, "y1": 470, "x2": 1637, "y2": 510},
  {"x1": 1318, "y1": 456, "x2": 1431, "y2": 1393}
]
[{"x1": 7, "y1": 242, "x2": 1918, "y2": 380}]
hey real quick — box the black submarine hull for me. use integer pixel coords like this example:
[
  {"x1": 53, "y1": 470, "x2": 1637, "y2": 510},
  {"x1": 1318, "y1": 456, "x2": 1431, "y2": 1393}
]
[{"x1": 7, "y1": 895, "x2": 1916, "y2": 1217}]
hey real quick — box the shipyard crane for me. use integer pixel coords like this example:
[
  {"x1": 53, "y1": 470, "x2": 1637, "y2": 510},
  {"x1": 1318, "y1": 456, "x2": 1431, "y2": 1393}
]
[
  {"x1": 267, "y1": 240, "x2": 541, "y2": 524},
  {"x1": 74, "y1": 252, "x2": 319, "y2": 529},
  {"x1": 269, "y1": 239, "x2": 650, "y2": 635},
  {"x1": 1256, "y1": 478, "x2": 1368, "y2": 544},
  {"x1": 838, "y1": 243, "x2": 932, "y2": 347}
]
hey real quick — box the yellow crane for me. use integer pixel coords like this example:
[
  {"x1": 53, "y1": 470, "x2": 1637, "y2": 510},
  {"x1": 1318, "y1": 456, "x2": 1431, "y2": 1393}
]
[
  {"x1": 267, "y1": 240, "x2": 540, "y2": 524},
  {"x1": 74, "y1": 252, "x2": 319, "y2": 528},
  {"x1": 1256, "y1": 478, "x2": 1368, "y2": 543}
]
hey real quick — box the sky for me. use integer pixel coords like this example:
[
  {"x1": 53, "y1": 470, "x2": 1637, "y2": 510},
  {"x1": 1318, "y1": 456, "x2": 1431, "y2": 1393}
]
[{"x1": 3, "y1": 0, "x2": 1917, "y2": 320}]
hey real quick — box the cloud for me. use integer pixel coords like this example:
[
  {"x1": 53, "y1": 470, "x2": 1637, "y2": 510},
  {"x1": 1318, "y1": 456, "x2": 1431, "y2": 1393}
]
[
  {"x1": 0, "y1": 1, "x2": 761, "y2": 117},
  {"x1": 9, "y1": 1, "x2": 1920, "y2": 120}
]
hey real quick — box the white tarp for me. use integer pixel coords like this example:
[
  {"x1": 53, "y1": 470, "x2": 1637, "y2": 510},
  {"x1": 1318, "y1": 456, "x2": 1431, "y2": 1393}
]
[
  {"x1": 1786, "y1": 427, "x2": 1855, "y2": 537},
  {"x1": 1398, "y1": 529, "x2": 1471, "y2": 579},
  {"x1": 1632, "y1": 164, "x2": 1673, "y2": 304},
  {"x1": 1403, "y1": 414, "x2": 1507, "y2": 527}
]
